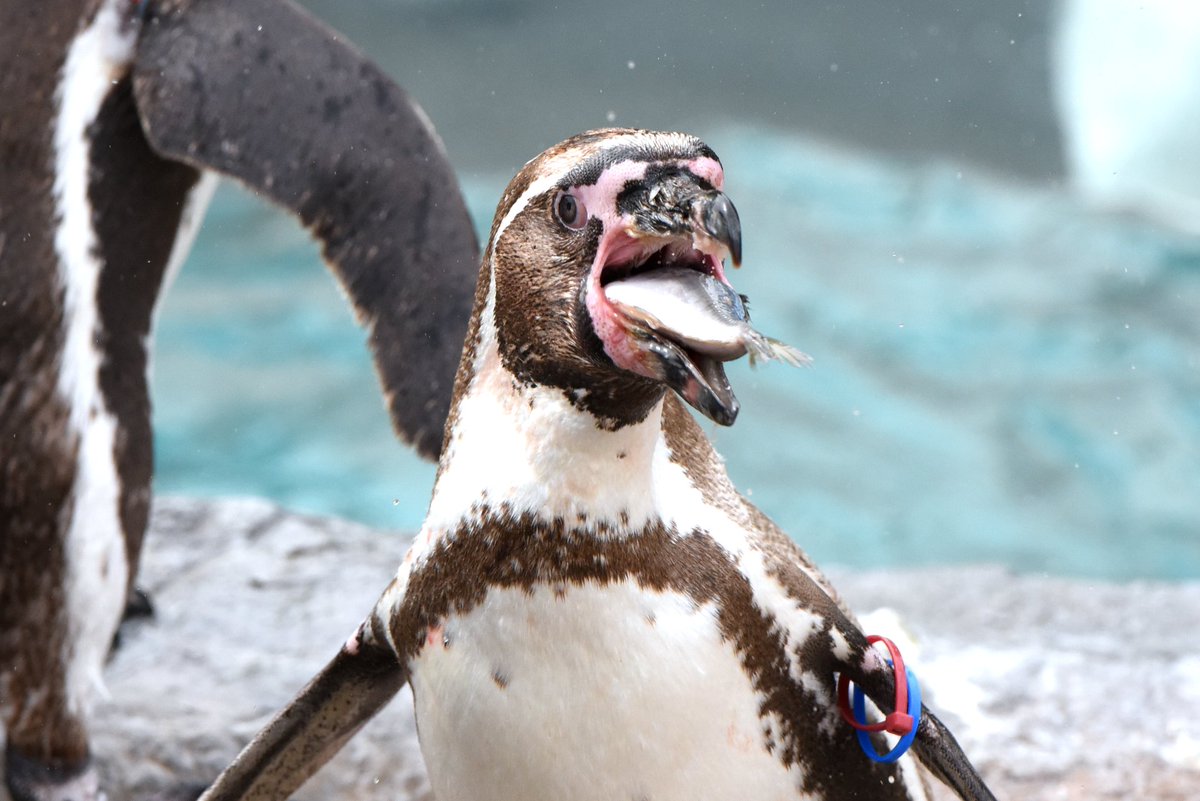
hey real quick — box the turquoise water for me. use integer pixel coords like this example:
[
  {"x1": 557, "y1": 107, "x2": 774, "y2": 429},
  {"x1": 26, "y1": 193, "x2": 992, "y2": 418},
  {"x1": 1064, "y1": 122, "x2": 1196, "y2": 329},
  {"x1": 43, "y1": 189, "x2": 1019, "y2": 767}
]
[{"x1": 152, "y1": 126, "x2": 1200, "y2": 580}]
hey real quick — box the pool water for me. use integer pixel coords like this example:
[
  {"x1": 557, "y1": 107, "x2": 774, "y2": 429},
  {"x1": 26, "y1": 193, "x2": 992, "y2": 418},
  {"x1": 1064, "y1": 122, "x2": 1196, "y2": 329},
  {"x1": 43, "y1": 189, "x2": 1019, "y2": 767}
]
[{"x1": 152, "y1": 126, "x2": 1200, "y2": 580}]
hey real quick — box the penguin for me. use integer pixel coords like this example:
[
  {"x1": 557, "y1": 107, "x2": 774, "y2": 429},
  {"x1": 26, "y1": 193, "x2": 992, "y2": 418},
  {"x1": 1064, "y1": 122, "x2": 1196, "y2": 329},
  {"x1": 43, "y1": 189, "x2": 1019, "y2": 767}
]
[
  {"x1": 193, "y1": 129, "x2": 997, "y2": 801},
  {"x1": 0, "y1": 1, "x2": 477, "y2": 799}
]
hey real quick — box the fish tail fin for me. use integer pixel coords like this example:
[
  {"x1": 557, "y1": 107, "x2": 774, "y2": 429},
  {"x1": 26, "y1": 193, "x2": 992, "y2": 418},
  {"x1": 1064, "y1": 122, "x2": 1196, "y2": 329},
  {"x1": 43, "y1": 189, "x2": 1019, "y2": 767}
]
[{"x1": 745, "y1": 331, "x2": 812, "y2": 368}]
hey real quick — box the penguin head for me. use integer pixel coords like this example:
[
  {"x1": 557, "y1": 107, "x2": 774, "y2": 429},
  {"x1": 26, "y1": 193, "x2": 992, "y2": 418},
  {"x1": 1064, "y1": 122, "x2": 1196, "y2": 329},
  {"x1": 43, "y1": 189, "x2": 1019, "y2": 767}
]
[{"x1": 483, "y1": 129, "x2": 747, "y2": 429}]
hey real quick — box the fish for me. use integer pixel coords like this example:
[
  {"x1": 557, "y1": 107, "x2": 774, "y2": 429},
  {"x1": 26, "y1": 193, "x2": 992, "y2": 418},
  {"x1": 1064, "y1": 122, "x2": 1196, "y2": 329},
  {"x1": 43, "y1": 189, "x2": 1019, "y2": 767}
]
[{"x1": 604, "y1": 266, "x2": 811, "y2": 367}]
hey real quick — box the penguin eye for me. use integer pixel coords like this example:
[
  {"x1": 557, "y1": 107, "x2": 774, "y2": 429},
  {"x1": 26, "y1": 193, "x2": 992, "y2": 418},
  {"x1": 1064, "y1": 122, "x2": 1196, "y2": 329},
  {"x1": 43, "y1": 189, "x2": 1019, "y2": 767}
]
[{"x1": 554, "y1": 192, "x2": 588, "y2": 230}]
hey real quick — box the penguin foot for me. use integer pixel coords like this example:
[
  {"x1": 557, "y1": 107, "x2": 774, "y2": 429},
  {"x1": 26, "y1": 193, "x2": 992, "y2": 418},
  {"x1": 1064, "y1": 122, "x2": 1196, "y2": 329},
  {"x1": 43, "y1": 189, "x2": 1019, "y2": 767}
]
[
  {"x1": 4, "y1": 745, "x2": 101, "y2": 801},
  {"x1": 122, "y1": 587, "x2": 155, "y2": 621},
  {"x1": 109, "y1": 588, "x2": 156, "y2": 657}
]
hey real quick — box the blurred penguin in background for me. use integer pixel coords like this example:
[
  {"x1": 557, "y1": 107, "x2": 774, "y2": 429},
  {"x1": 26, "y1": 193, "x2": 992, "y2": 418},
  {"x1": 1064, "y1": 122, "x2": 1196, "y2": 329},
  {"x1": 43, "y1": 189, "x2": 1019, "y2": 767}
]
[{"x1": 0, "y1": 1, "x2": 477, "y2": 799}]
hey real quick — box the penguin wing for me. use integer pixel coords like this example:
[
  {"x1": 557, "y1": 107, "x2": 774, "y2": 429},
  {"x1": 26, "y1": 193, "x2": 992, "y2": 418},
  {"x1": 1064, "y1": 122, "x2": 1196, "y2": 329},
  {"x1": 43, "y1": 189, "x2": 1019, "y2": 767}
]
[
  {"x1": 198, "y1": 638, "x2": 407, "y2": 801},
  {"x1": 131, "y1": 0, "x2": 479, "y2": 460},
  {"x1": 844, "y1": 653, "x2": 998, "y2": 801},
  {"x1": 753, "y1": 519, "x2": 998, "y2": 801}
]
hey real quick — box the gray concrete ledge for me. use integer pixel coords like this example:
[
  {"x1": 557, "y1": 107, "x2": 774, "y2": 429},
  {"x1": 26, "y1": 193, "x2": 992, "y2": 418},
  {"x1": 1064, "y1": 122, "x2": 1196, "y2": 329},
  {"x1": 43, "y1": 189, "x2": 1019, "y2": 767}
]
[{"x1": 5, "y1": 497, "x2": 1196, "y2": 800}]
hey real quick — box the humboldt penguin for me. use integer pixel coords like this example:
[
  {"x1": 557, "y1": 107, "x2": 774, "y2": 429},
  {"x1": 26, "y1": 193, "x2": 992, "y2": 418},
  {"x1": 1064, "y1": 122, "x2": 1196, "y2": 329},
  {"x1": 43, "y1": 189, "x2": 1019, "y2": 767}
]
[
  {"x1": 193, "y1": 129, "x2": 996, "y2": 801},
  {"x1": 0, "y1": 1, "x2": 477, "y2": 799}
]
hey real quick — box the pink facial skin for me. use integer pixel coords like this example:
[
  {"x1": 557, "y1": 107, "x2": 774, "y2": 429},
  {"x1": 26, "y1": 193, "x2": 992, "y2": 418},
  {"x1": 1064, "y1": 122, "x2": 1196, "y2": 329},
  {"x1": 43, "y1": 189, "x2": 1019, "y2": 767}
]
[
  {"x1": 686, "y1": 155, "x2": 725, "y2": 191},
  {"x1": 575, "y1": 157, "x2": 732, "y2": 379}
]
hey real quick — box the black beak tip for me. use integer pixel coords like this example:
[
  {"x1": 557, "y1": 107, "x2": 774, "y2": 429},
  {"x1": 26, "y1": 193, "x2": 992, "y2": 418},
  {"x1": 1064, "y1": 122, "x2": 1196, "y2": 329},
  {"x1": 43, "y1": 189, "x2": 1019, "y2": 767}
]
[
  {"x1": 705, "y1": 399, "x2": 740, "y2": 427},
  {"x1": 704, "y1": 192, "x2": 742, "y2": 266}
]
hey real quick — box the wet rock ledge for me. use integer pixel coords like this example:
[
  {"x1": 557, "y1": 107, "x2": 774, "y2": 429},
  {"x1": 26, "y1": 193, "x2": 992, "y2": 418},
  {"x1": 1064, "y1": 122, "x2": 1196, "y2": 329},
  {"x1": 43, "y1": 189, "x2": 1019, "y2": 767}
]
[{"x1": 7, "y1": 497, "x2": 1198, "y2": 800}]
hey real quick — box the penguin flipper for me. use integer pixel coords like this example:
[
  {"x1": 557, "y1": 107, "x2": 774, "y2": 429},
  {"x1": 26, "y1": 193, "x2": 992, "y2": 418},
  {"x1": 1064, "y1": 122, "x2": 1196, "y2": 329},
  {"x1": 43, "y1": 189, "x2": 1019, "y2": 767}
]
[
  {"x1": 846, "y1": 652, "x2": 998, "y2": 801},
  {"x1": 911, "y1": 710, "x2": 998, "y2": 801},
  {"x1": 198, "y1": 639, "x2": 406, "y2": 801},
  {"x1": 131, "y1": 0, "x2": 479, "y2": 460},
  {"x1": 746, "y1": 511, "x2": 996, "y2": 801}
]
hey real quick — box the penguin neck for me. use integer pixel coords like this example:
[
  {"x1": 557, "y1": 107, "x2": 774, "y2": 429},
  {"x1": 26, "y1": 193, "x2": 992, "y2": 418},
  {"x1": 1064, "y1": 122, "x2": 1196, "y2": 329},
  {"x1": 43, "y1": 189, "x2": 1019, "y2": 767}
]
[{"x1": 427, "y1": 332, "x2": 666, "y2": 535}]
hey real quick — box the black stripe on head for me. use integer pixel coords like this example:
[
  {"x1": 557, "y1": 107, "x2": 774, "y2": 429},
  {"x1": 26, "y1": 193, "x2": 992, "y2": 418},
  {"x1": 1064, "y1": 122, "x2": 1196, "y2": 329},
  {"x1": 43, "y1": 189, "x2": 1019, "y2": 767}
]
[
  {"x1": 558, "y1": 131, "x2": 719, "y2": 188},
  {"x1": 614, "y1": 163, "x2": 717, "y2": 218}
]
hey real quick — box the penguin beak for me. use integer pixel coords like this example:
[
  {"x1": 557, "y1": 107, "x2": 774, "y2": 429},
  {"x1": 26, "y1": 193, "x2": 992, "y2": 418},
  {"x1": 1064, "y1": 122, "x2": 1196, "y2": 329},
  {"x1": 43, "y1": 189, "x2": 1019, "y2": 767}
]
[
  {"x1": 587, "y1": 185, "x2": 748, "y2": 426},
  {"x1": 630, "y1": 326, "x2": 741, "y2": 426},
  {"x1": 696, "y1": 191, "x2": 742, "y2": 267},
  {"x1": 622, "y1": 175, "x2": 743, "y2": 267}
]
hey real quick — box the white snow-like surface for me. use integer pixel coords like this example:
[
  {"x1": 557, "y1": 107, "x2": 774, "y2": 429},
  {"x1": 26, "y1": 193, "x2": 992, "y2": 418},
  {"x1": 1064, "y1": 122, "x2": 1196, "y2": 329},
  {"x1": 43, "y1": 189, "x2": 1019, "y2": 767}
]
[{"x1": 0, "y1": 498, "x2": 1190, "y2": 801}]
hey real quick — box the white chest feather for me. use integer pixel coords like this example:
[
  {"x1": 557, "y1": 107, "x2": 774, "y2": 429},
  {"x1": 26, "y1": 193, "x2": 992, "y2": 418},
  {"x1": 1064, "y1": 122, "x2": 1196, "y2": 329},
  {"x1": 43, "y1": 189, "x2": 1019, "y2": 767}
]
[{"x1": 409, "y1": 580, "x2": 800, "y2": 801}]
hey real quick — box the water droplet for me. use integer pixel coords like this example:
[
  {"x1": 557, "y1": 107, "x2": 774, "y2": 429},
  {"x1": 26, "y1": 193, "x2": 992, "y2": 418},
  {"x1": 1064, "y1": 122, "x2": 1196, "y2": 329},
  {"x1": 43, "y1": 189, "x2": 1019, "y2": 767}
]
[
  {"x1": 606, "y1": 110, "x2": 616, "y2": 122},
  {"x1": 626, "y1": 60, "x2": 636, "y2": 70}
]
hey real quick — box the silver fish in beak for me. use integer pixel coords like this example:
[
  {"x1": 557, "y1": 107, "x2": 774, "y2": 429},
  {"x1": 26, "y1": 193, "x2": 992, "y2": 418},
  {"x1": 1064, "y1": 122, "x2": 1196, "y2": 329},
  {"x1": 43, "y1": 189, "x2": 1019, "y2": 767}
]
[
  {"x1": 589, "y1": 172, "x2": 809, "y2": 426},
  {"x1": 604, "y1": 267, "x2": 810, "y2": 368}
]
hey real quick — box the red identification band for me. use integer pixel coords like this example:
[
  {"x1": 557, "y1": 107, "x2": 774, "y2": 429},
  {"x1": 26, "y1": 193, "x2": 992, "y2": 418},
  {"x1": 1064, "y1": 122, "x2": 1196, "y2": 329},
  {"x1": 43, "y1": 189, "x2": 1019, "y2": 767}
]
[{"x1": 836, "y1": 635, "x2": 914, "y2": 736}]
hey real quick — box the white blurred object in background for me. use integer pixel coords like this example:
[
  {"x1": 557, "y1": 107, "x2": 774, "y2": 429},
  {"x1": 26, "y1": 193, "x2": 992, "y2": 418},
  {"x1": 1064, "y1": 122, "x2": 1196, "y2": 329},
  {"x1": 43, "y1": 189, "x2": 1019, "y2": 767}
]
[{"x1": 1054, "y1": 0, "x2": 1200, "y2": 233}]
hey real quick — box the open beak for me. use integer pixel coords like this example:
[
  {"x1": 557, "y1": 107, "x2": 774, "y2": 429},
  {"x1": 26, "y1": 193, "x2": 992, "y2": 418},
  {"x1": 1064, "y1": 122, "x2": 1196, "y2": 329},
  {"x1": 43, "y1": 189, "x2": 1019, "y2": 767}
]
[{"x1": 586, "y1": 175, "x2": 806, "y2": 426}]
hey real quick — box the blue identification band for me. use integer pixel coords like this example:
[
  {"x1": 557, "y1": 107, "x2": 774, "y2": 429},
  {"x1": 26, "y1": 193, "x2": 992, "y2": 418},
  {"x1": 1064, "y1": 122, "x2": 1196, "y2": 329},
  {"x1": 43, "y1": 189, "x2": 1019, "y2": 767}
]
[{"x1": 851, "y1": 666, "x2": 922, "y2": 763}]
